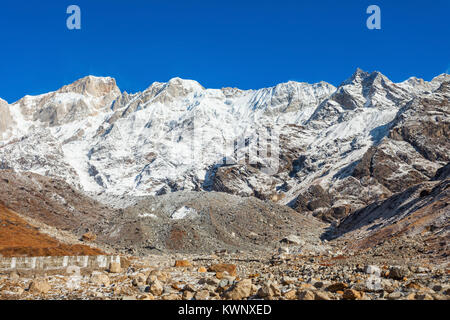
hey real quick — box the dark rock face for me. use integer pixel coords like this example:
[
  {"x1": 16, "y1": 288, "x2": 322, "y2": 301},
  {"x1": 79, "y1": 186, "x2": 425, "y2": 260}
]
[
  {"x1": 389, "y1": 87, "x2": 450, "y2": 163},
  {"x1": 294, "y1": 185, "x2": 331, "y2": 212},
  {"x1": 349, "y1": 80, "x2": 450, "y2": 198},
  {"x1": 434, "y1": 163, "x2": 450, "y2": 180},
  {"x1": 330, "y1": 205, "x2": 352, "y2": 219},
  {"x1": 352, "y1": 146, "x2": 429, "y2": 193},
  {"x1": 333, "y1": 175, "x2": 450, "y2": 259},
  {"x1": 352, "y1": 147, "x2": 377, "y2": 179},
  {"x1": 334, "y1": 101, "x2": 450, "y2": 250},
  {"x1": 290, "y1": 185, "x2": 354, "y2": 223},
  {"x1": 290, "y1": 81, "x2": 449, "y2": 223},
  {"x1": 211, "y1": 164, "x2": 282, "y2": 200}
]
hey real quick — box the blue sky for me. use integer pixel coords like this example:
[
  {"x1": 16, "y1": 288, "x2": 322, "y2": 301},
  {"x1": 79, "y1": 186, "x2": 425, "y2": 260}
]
[{"x1": 0, "y1": 0, "x2": 449, "y2": 103}]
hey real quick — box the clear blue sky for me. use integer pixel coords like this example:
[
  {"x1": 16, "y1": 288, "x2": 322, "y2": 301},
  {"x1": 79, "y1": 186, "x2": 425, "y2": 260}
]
[{"x1": 0, "y1": 0, "x2": 449, "y2": 103}]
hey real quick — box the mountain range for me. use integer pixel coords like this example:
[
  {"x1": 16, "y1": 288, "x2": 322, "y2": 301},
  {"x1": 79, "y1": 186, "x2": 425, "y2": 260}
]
[{"x1": 0, "y1": 69, "x2": 449, "y2": 254}]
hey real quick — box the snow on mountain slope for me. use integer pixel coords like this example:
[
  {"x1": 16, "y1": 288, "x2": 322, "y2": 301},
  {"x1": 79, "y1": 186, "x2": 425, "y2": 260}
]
[
  {"x1": 0, "y1": 70, "x2": 448, "y2": 218},
  {"x1": 292, "y1": 77, "x2": 450, "y2": 222}
]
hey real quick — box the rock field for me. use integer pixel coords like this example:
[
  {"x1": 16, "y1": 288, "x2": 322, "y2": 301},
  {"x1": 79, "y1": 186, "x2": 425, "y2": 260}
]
[{"x1": 1, "y1": 244, "x2": 448, "y2": 300}]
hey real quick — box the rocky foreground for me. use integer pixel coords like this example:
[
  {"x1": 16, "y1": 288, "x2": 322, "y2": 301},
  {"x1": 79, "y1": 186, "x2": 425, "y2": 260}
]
[{"x1": 1, "y1": 238, "x2": 449, "y2": 301}]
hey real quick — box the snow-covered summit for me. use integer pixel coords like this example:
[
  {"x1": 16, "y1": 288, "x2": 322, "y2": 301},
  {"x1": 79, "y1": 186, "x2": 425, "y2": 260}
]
[{"x1": 58, "y1": 75, "x2": 120, "y2": 97}]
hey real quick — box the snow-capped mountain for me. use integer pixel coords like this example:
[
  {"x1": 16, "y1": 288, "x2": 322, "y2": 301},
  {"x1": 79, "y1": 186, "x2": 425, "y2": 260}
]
[{"x1": 1, "y1": 70, "x2": 448, "y2": 221}]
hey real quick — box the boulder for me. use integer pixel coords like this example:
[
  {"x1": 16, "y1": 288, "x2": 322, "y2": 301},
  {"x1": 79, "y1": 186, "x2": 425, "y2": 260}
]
[
  {"x1": 387, "y1": 291, "x2": 403, "y2": 300},
  {"x1": 406, "y1": 282, "x2": 422, "y2": 290},
  {"x1": 81, "y1": 232, "x2": 96, "y2": 242},
  {"x1": 257, "y1": 281, "x2": 281, "y2": 298},
  {"x1": 195, "y1": 290, "x2": 210, "y2": 300},
  {"x1": 28, "y1": 280, "x2": 51, "y2": 294},
  {"x1": 137, "y1": 294, "x2": 155, "y2": 300},
  {"x1": 90, "y1": 272, "x2": 110, "y2": 286},
  {"x1": 120, "y1": 256, "x2": 131, "y2": 269},
  {"x1": 298, "y1": 290, "x2": 315, "y2": 300},
  {"x1": 343, "y1": 289, "x2": 363, "y2": 300},
  {"x1": 183, "y1": 284, "x2": 196, "y2": 292},
  {"x1": 224, "y1": 279, "x2": 252, "y2": 300},
  {"x1": 208, "y1": 264, "x2": 237, "y2": 276},
  {"x1": 148, "y1": 280, "x2": 163, "y2": 296},
  {"x1": 183, "y1": 291, "x2": 195, "y2": 300},
  {"x1": 314, "y1": 291, "x2": 331, "y2": 300},
  {"x1": 365, "y1": 265, "x2": 381, "y2": 277},
  {"x1": 280, "y1": 235, "x2": 304, "y2": 245},
  {"x1": 174, "y1": 260, "x2": 192, "y2": 268},
  {"x1": 162, "y1": 293, "x2": 182, "y2": 300},
  {"x1": 389, "y1": 266, "x2": 409, "y2": 280},
  {"x1": 326, "y1": 282, "x2": 348, "y2": 293},
  {"x1": 283, "y1": 289, "x2": 298, "y2": 300},
  {"x1": 415, "y1": 293, "x2": 433, "y2": 300},
  {"x1": 132, "y1": 273, "x2": 147, "y2": 286}
]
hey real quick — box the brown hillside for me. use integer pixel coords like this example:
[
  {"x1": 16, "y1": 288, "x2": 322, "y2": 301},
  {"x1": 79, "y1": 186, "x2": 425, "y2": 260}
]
[{"x1": 0, "y1": 203, "x2": 103, "y2": 257}]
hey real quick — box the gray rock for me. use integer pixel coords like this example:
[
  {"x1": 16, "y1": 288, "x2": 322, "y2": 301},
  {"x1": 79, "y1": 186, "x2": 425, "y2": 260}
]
[
  {"x1": 387, "y1": 291, "x2": 403, "y2": 300},
  {"x1": 365, "y1": 265, "x2": 381, "y2": 277},
  {"x1": 389, "y1": 266, "x2": 409, "y2": 280}
]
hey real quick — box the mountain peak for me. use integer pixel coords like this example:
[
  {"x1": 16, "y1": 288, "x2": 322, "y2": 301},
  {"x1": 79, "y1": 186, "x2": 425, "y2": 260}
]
[
  {"x1": 274, "y1": 80, "x2": 330, "y2": 89},
  {"x1": 354, "y1": 67, "x2": 370, "y2": 76},
  {"x1": 431, "y1": 73, "x2": 450, "y2": 84},
  {"x1": 166, "y1": 77, "x2": 205, "y2": 91},
  {"x1": 363, "y1": 71, "x2": 390, "y2": 85},
  {"x1": 341, "y1": 68, "x2": 370, "y2": 85},
  {"x1": 403, "y1": 76, "x2": 425, "y2": 85},
  {"x1": 58, "y1": 75, "x2": 121, "y2": 97},
  {"x1": 340, "y1": 69, "x2": 390, "y2": 88}
]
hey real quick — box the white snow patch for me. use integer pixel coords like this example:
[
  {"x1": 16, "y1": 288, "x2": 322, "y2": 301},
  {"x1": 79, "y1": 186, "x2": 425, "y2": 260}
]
[{"x1": 170, "y1": 206, "x2": 199, "y2": 220}]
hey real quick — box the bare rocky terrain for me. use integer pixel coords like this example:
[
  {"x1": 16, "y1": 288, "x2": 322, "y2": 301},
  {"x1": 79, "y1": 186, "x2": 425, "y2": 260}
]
[
  {"x1": 103, "y1": 191, "x2": 327, "y2": 255},
  {"x1": 0, "y1": 168, "x2": 448, "y2": 300},
  {"x1": 1, "y1": 243, "x2": 448, "y2": 300}
]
